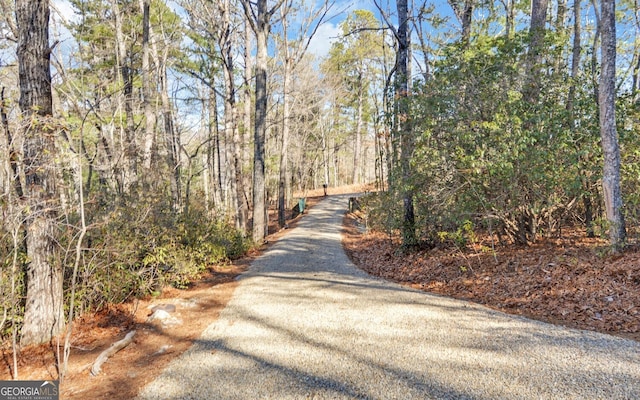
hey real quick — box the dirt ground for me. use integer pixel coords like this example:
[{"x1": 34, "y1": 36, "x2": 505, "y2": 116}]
[{"x1": 342, "y1": 210, "x2": 640, "y2": 343}]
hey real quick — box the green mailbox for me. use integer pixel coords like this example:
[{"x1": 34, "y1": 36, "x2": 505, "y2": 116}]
[{"x1": 298, "y1": 198, "x2": 306, "y2": 214}]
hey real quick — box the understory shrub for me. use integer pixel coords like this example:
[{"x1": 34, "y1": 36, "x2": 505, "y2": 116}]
[
  {"x1": 365, "y1": 34, "x2": 640, "y2": 248},
  {"x1": 74, "y1": 198, "x2": 250, "y2": 311}
]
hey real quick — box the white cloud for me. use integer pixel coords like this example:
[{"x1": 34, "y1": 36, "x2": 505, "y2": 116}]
[{"x1": 307, "y1": 22, "x2": 341, "y2": 59}]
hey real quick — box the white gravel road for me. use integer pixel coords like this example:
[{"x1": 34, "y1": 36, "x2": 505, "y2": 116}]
[{"x1": 138, "y1": 194, "x2": 640, "y2": 400}]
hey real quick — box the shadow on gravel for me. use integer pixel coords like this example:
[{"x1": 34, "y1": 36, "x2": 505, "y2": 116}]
[
  {"x1": 226, "y1": 272, "x2": 640, "y2": 398},
  {"x1": 187, "y1": 338, "x2": 472, "y2": 400}
]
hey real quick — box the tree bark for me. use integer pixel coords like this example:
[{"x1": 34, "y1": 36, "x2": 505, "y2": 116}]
[
  {"x1": 397, "y1": 0, "x2": 417, "y2": 247},
  {"x1": 159, "y1": 54, "x2": 182, "y2": 212},
  {"x1": 219, "y1": 0, "x2": 247, "y2": 231},
  {"x1": 252, "y1": 0, "x2": 269, "y2": 242},
  {"x1": 243, "y1": 18, "x2": 253, "y2": 214},
  {"x1": 590, "y1": 0, "x2": 601, "y2": 105},
  {"x1": 352, "y1": 73, "x2": 364, "y2": 185},
  {"x1": 633, "y1": 54, "x2": 640, "y2": 104},
  {"x1": 149, "y1": 17, "x2": 181, "y2": 211},
  {"x1": 567, "y1": 0, "x2": 593, "y2": 236},
  {"x1": 502, "y1": 0, "x2": 515, "y2": 38},
  {"x1": 633, "y1": 3, "x2": 640, "y2": 104},
  {"x1": 140, "y1": 0, "x2": 156, "y2": 172},
  {"x1": 524, "y1": 0, "x2": 549, "y2": 104},
  {"x1": 241, "y1": 0, "x2": 286, "y2": 241},
  {"x1": 598, "y1": 0, "x2": 626, "y2": 250},
  {"x1": 112, "y1": 0, "x2": 138, "y2": 194},
  {"x1": 278, "y1": 59, "x2": 291, "y2": 228},
  {"x1": 448, "y1": 0, "x2": 474, "y2": 45},
  {"x1": 556, "y1": 0, "x2": 568, "y2": 32},
  {"x1": 566, "y1": 0, "x2": 581, "y2": 116},
  {"x1": 220, "y1": 0, "x2": 238, "y2": 226},
  {"x1": 16, "y1": 0, "x2": 65, "y2": 346},
  {"x1": 208, "y1": 91, "x2": 223, "y2": 210}
]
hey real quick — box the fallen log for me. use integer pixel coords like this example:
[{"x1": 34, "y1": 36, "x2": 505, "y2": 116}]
[{"x1": 90, "y1": 330, "x2": 136, "y2": 376}]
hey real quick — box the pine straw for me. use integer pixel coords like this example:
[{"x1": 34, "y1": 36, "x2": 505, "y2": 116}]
[{"x1": 342, "y1": 213, "x2": 640, "y2": 342}]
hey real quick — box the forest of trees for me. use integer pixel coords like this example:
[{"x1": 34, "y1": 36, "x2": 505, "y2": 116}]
[{"x1": 0, "y1": 0, "x2": 637, "y2": 365}]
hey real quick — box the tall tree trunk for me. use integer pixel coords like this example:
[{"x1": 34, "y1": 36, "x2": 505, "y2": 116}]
[
  {"x1": 222, "y1": 76, "x2": 239, "y2": 226},
  {"x1": 633, "y1": 6, "x2": 640, "y2": 104},
  {"x1": 503, "y1": 0, "x2": 515, "y2": 38},
  {"x1": 599, "y1": 0, "x2": 626, "y2": 250},
  {"x1": 242, "y1": 18, "x2": 253, "y2": 227},
  {"x1": 227, "y1": 7, "x2": 248, "y2": 232},
  {"x1": 448, "y1": 0, "x2": 474, "y2": 45},
  {"x1": 556, "y1": 0, "x2": 568, "y2": 32},
  {"x1": 203, "y1": 144, "x2": 210, "y2": 214},
  {"x1": 525, "y1": 0, "x2": 549, "y2": 104},
  {"x1": 16, "y1": 0, "x2": 65, "y2": 346},
  {"x1": 278, "y1": 60, "x2": 291, "y2": 228},
  {"x1": 220, "y1": 0, "x2": 241, "y2": 229},
  {"x1": 322, "y1": 127, "x2": 330, "y2": 188},
  {"x1": 460, "y1": 0, "x2": 473, "y2": 44},
  {"x1": 567, "y1": 0, "x2": 594, "y2": 237},
  {"x1": 591, "y1": 0, "x2": 601, "y2": 104},
  {"x1": 633, "y1": 54, "x2": 640, "y2": 104},
  {"x1": 147, "y1": 12, "x2": 181, "y2": 210},
  {"x1": 352, "y1": 74, "x2": 363, "y2": 185},
  {"x1": 233, "y1": 109, "x2": 247, "y2": 231},
  {"x1": 397, "y1": 0, "x2": 417, "y2": 247},
  {"x1": 566, "y1": 0, "x2": 581, "y2": 115},
  {"x1": 140, "y1": 0, "x2": 155, "y2": 172},
  {"x1": 159, "y1": 52, "x2": 181, "y2": 212},
  {"x1": 209, "y1": 91, "x2": 223, "y2": 210},
  {"x1": 252, "y1": 0, "x2": 269, "y2": 242},
  {"x1": 112, "y1": 0, "x2": 138, "y2": 194}
]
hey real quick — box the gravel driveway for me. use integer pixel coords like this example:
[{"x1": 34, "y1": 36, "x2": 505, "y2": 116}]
[{"x1": 138, "y1": 194, "x2": 640, "y2": 400}]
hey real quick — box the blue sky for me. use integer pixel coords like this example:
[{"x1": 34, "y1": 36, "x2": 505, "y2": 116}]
[
  {"x1": 49, "y1": 0, "x2": 638, "y2": 78},
  {"x1": 51, "y1": 0, "x2": 349, "y2": 59},
  {"x1": 50, "y1": 0, "x2": 455, "y2": 59},
  {"x1": 306, "y1": 0, "x2": 460, "y2": 58}
]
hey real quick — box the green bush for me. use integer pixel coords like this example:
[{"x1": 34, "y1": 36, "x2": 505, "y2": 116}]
[{"x1": 73, "y1": 197, "x2": 250, "y2": 311}]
